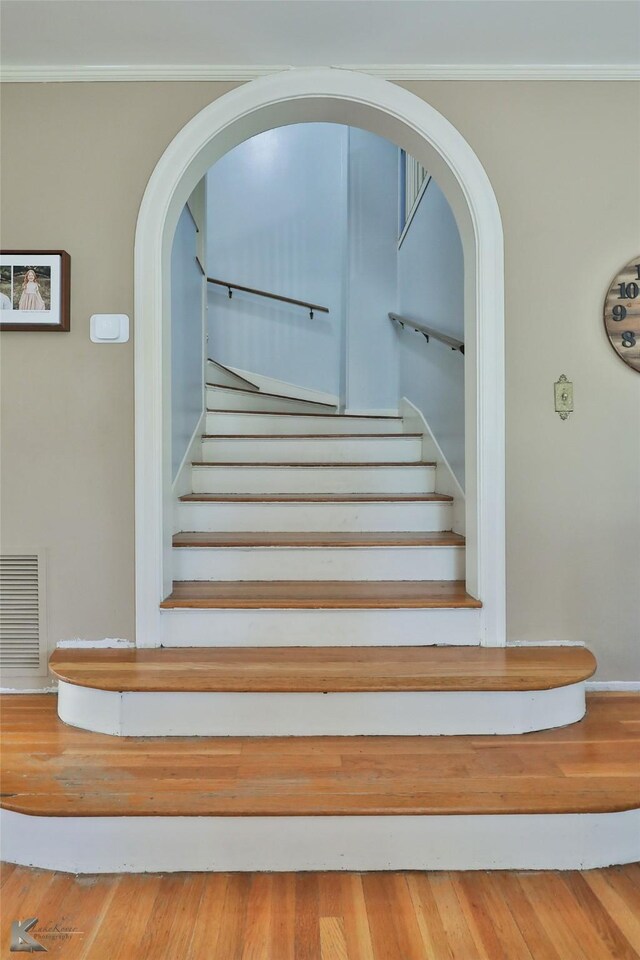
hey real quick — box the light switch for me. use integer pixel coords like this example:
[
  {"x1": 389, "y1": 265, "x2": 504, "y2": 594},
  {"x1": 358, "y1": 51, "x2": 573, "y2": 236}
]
[{"x1": 90, "y1": 314, "x2": 129, "y2": 343}]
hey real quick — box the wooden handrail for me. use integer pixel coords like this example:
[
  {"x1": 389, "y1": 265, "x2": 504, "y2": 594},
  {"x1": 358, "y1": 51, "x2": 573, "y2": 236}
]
[
  {"x1": 389, "y1": 312, "x2": 464, "y2": 354},
  {"x1": 207, "y1": 273, "x2": 329, "y2": 320}
]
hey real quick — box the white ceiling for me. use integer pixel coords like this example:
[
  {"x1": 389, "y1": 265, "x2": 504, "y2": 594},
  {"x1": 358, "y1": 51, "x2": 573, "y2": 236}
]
[{"x1": 1, "y1": 0, "x2": 639, "y2": 70}]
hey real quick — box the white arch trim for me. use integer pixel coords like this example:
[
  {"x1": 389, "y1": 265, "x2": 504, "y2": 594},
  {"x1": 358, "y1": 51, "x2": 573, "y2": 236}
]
[{"x1": 134, "y1": 68, "x2": 505, "y2": 647}]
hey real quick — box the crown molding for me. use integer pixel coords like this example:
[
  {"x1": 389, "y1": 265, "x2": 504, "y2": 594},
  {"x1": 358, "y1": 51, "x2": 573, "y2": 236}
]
[
  {"x1": 1, "y1": 63, "x2": 639, "y2": 83},
  {"x1": 347, "y1": 64, "x2": 640, "y2": 81},
  {"x1": 0, "y1": 64, "x2": 289, "y2": 83}
]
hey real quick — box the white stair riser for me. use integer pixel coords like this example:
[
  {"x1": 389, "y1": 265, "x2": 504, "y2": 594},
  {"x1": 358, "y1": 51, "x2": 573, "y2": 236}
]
[
  {"x1": 161, "y1": 607, "x2": 480, "y2": 647},
  {"x1": 207, "y1": 362, "x2": 259, "y2": 391},
  {"x1": 176, "y1": 499, "x2": 453, "y2": 533},
  {"x1": 207, "y1": 386, "x2": 336, "y2": 414},
  {"x1": 173, "y1": 545, "x2": 465, "y2": 581},
  {"x1": 56, "y1": 681, "x2": 585, "y2": 737},
  {"x1": 205, "y1": 411, "x2": 403, "y2": 435},
  {"x1": 191, "y1": 464, "x2": 436, "y2": 495},
  {"x1": 5, "y1": 808, "x2": 638, "y2": 873},
  {"x1": 200, "y1": 436, "x2": 422, "y2": 463}
]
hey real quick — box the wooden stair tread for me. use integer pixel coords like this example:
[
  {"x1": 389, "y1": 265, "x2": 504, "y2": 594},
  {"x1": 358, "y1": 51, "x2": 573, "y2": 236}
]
[
  {"x1": 192, "y1": 460, "x2": 436, "y2": 468},
  {"x1": 49, "y1": 646, "x2": 596, "y2": 693},
  {"x1": 2, "y1": 693, "x2": 637, "y2": 817},
  {"x1": 160, "y1": 580, "x2": 482, "y2": 609},
  {"x1": 179, "y1": 493, "x2": 453, "y2": 502},
  {"x1": 206, "y1": 383, "x2": 336, "y2": 407},
  {"x1": 201, "y1": 433, "x2": 421, "y2": 439},
  {"x1": 172, "y1": 531, "x2": 465, "y2": 547},
  {"x1": 207, "y1": 409, "x2": 401, "y2": 419}
]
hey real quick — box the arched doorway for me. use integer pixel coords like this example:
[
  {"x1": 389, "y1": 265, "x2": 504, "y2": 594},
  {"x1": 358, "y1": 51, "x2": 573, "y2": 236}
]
[{"x1": 134, "y1": 68, "x2": 505, "y2": 647}]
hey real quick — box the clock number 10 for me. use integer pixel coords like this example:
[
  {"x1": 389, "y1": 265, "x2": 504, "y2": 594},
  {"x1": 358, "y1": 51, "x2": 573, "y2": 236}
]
[{"x1": 617, "y1": 264, "x2": 640, "y2": 300}]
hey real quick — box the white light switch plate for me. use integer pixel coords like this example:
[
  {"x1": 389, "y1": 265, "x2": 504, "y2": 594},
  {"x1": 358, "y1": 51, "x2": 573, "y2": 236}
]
[{"x1": 90, "y1": 314, "x2": 129, "y2": 343}]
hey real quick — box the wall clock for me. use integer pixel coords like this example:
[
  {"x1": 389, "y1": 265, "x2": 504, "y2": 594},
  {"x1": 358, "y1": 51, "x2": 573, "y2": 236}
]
[{"x1": 603, "y1": 256, "x2": 640, "y2": 372}]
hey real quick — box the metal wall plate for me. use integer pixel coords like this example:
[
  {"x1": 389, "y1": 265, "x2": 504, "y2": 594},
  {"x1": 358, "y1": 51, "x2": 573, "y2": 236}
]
[{"x1": 554, "y1": 374, "x2": 573, "y2": 420}]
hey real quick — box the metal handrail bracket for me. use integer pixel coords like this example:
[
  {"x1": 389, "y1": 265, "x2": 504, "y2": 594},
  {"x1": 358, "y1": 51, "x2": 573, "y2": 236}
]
[{"x1": 389, "y1": 312, "x2": 464, "y2": 354}]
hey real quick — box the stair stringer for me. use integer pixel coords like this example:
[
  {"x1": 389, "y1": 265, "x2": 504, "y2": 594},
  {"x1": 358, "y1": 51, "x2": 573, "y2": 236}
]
[{"x1": 400, "y1": 397, "x2": 465, "y2": 535}]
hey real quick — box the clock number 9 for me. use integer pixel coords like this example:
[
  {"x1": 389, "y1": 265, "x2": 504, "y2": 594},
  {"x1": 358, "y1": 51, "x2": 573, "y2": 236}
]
[
  {"x1": 622, "y1": 331, "x2": 637, "y2": 348},
  {"x1": 612, "y1": 305, "x2": 627, "y2": 322}
]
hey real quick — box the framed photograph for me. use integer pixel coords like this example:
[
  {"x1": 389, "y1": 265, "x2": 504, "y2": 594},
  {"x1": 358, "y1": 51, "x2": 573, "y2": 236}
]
[{"x1": 0, "y1": 251, "x2": 70, "y2": 332}]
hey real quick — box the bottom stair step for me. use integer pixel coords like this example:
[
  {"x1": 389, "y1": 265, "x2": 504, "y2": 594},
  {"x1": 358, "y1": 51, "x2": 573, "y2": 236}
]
[
  {"x1": 49, "y1": 646, "x2": 596, "y2": 737},
  {"x1": 1, "y1": 693, "x2": 638, "y2": 872},
  {"x1": 159, "y1": 581, "x2": 483, "y2": 648}
]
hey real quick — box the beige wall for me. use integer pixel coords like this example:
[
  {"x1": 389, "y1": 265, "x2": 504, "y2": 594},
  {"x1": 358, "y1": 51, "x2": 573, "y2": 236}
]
[{"x1": 1, "y1": 79, "x2": 639, "y2": 679}]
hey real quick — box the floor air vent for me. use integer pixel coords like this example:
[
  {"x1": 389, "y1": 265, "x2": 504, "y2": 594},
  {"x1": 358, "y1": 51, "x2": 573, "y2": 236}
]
[{"x1": 0, "y1": 553, "x2": 47, "y2": 679}]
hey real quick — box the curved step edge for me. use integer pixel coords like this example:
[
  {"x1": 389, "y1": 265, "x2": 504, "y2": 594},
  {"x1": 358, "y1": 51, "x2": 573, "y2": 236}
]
[
  {"x1": 55, "y1": 679, "x2": 588, "y2": 737},
  {"x1": 2, "y1": 807, "x2": 638, "y2": 873}
]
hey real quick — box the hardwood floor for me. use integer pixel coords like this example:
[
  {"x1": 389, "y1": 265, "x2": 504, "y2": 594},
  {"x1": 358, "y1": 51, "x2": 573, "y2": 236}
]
[
  {"x1": 1, "y1": 694, "x2": 637, "y2": 817},
  {"x1": 160, "y1": 579, "x2": 482, "y2": 608},
  {"x1": 1, "y1": 862, "x2": 639, "y2": 959},
  {"x1": 48, "y1": 645, "x2": 596, "y2": 693}
]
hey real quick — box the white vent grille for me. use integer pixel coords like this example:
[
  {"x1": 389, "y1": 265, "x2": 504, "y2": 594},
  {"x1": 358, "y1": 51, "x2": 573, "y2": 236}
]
[{"x1": 0, "y1": 554, "x2": 46, "y2": 675}]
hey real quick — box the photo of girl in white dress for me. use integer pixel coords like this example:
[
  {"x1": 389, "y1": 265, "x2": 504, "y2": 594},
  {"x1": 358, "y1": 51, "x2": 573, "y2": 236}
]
[
  {"x1": 13, "y1": 267, "x2": 50, "y2": 311},
  {"x1": 0, "y1": 266, "x2": 11, "y2": 310}
]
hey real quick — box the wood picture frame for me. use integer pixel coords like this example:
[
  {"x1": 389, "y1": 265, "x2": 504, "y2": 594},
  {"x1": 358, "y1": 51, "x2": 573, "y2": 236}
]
[{"x1": 0, "y1": 250, "x2": 71, "y2": 332}]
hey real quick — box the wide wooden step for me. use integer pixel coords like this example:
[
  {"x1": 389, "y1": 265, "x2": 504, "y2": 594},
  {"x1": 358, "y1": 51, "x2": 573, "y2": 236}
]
[
  {"x1": 2, "y1": 693, "x2": 636, "y2": 817},
  {"x1": 49, "y1": 646, "x2": 596, "y2": 693},
  {"x1": 160, "y1": 579, "x2": 481, "y2": 609},
  {"x1": 3, "y1": 694, "x2": 638, "y2": 871},
  {"x1": 172, "y1": 531, "x2": 465, "y2": 547}
]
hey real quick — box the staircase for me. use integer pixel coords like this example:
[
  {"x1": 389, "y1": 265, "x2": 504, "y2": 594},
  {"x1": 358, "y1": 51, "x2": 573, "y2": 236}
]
[
  {"x1": 4, "y1": 362, "x2": 638, "y2": 874},
  {"x1": 164, "y1": 363, "x2": 480, "y2": 652}
]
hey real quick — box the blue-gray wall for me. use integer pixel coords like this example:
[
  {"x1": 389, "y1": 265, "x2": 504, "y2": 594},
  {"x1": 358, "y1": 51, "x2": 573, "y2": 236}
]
[
  {"x1": 206, "y1": 124, "x2": 400, "y2": 407},
  {"x1": 397, "y1": 179, "x2": 465, "y2": 486},
  {"x1": 171, "y1": 205, "x2": 203, "y2": 479},
  {"x1": 206, "y1": 124, "x2": 347, "y2": 396},
  {"x1": 204, "y1": 124, "x2": 464, "y2": 483},
  {"x1": 345, "y1": 128, "x2": 399, "y2": 412}
]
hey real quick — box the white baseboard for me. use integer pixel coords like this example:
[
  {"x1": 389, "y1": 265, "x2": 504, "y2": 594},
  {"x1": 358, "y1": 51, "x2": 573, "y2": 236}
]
[
  {"x1": 228, "y1": 365, "x2": 338, "y2": 407},
  {"x1": 586, "y1": 681, "x2": 640, "y2": 692},
  {"x1": 172, "y1": 409, "x2": 206, "y2": 504},
  {"x1": 3, "y1": 808, "x2": 638, "y2": 873},
  {"x1": 509, "y1": 640, "x2": 586, "y2": 646},
  {"x1": 400, "y1": 397, "x2": 465, "y2": 534},
  {"x1": 56, "y1": 638, "x2": 134, "y2": 649}
]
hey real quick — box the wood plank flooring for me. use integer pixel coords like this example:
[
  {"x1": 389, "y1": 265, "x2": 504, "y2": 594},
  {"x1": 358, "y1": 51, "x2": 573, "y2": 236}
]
[
  {"x1": 48, "y1": 646, "x2": 596, "y2": 693},
  {"x1": 1, "y1": 694, "x2": 637, "y2": 818},
  {"x1": 160, "y1": 579, "x2": 482, "y2": 608},
  {"x1": 1, "y1": 863, "x2": 639, "y2": 959}
]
